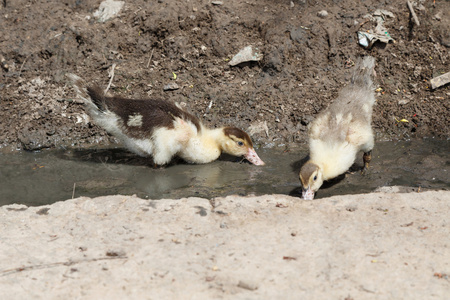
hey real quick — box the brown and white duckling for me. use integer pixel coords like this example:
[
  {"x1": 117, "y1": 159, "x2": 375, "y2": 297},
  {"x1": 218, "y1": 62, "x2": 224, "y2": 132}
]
[
  {"x1": 299, "y1": 56, "x2": 376, "y2": 200},
  {"x1": 67, "y1": 74, "x2": 264, "y2": 166}
]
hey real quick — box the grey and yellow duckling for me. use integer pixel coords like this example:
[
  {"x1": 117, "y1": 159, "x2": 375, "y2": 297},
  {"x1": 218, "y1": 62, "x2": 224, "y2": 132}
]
[{"x1": 300, "y1": 56, "x2": 376, "y2": 200}]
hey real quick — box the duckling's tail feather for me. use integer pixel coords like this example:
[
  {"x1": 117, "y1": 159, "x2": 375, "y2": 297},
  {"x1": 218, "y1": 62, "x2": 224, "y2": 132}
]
[
  {"x1": 86, "y1": 86, "x2": 108, "y2": 112},
  {"x1": 351, "y1": 56, "x2": 375, "y2": 88},
  {"x1": 66, "y1": 73, "x2": 107, "y2": 112}
]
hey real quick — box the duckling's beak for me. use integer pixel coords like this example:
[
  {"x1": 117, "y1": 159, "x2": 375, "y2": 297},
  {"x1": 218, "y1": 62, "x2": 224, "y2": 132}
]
[
  {"x1": 245, "y1": 148, "x2": 265, "y2": 166},
  {"x1": 302, "y1": 187, "x2": 315, "y2": 200}
]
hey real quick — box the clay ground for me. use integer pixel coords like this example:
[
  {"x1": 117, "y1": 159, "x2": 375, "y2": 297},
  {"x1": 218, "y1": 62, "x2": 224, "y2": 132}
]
[
  {"x1": 0, "y1": 0, "x2": 449, "y2": 152},
  {"x1": 1, "y1": 192, "x2": 449, "y2": 299}
]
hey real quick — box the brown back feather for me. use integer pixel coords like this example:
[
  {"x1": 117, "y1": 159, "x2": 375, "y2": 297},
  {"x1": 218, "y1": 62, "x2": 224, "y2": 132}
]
[{"x1": 87, "y1": 86, "x2": 201, "y2": 138}]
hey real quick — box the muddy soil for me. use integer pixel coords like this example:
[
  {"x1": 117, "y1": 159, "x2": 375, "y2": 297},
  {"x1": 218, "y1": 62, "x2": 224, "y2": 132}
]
[{"x1": 0, "y1": 0, "x2": 449, "y2": 153}]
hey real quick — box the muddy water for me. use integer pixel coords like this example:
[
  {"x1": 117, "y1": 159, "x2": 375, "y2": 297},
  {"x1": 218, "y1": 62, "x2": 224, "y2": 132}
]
[{"x1": 0, "y1": 139, "x2": 448, "y2": 206}]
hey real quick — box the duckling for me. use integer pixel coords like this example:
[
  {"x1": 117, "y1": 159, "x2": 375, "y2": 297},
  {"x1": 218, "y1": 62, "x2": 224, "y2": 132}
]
[
  {"x1": 299, "y1": 56, "x2": 376, "y2": 200},
  {"x1": 67, "y1": 74, "x2": 264, "y2": 166}
]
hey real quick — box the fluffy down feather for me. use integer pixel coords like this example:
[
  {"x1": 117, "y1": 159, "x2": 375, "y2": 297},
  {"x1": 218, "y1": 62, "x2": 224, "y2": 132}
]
[{"x1": 299, "y1": 56, "x2": 376, "y2": 200}]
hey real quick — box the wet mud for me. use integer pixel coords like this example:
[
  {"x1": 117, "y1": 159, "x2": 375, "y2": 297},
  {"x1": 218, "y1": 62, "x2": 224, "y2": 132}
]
[{"x1": 1, "y1": 139, "x2": 448, "y2": 206}]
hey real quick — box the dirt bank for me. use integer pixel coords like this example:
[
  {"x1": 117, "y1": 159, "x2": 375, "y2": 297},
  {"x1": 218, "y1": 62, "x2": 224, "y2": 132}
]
[{"x1": 1, "y1": 0, "x2": 449, "y2": 152}]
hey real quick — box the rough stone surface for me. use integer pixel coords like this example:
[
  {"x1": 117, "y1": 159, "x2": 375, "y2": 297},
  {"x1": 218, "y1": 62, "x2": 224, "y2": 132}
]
[{"x1": 1, "y1": 191, "x2": 449, "y2": 299}]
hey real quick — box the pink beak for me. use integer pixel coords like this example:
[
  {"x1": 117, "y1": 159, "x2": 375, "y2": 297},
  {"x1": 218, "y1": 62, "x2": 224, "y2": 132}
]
[
  {"x1": 302, "y1": 187, "x2": 315, "y2": 200},
  {"x1": 245, "y1": 148, "x2": 265, "y2": 166}
]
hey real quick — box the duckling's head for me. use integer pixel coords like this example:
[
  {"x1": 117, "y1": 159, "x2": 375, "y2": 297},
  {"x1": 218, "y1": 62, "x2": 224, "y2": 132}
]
[
  {"x1": 299, "y1": 161, "x2": 323, "y2": 200},
  {"x1": 220, "y1": 127, "x2": 265, "y2": 165}
]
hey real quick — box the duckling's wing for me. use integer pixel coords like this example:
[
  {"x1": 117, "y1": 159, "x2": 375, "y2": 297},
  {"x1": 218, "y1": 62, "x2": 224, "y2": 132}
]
[
  {"x1": 311, "y1": 92, "x2": 374, "y2": 149},
  {"x1": 309, "y1": 110, "x2": 351, "y2": 146},
  {"x1": 310, "y1": 56, "x2": 376, "y2": 146},
  {"x1": 87, "y1": 89, "x2": 201, "y2": 140}
]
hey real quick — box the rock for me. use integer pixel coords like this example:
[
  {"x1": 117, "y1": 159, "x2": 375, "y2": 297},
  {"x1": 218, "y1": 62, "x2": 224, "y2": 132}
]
[
  {"x1": 439, "y1": 33, "x2": 450, "y2": 48},
  {"x1": 237, "y1": 280, "x2": 259, "y2": 291},
  {"x1": 300, "y1": 115, "x2": 314, "y2": 126},
  {"x1": 433, "y1": 11, "x2": 442, "y2": 21},
  {"x1": 93, "y1": 0, "x2": 125, "y2": 23},
  {"x1": 317, "y1": 10, "x2": 328, "y2": 18},
  {"x1": 290, "y1": 27, "x2": 307, "y2": 43},
  {"x1": 163, "y1": 82, "x2": 179, "y2": 91},
  {"x1": 413, "y1": 66, "x2": 422, "y2": 77},
  {"x1": 264, "y1": 48, "x2": 283, "y2": 72}
]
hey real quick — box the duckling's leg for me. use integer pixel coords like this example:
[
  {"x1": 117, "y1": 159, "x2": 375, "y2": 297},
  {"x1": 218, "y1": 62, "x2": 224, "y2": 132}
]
[
  {"x1": 152, "y1": 162, "x2": 165, "y2": 169},
  {"x1": 152, "y1": 127, "x2": 185, "y2": 166},
  {"x1": 152, "y1": 145, "x2": 177, "y2": 166},
  {"x1": 362, "y1": 150, "x2": 372, "y2": 174}
]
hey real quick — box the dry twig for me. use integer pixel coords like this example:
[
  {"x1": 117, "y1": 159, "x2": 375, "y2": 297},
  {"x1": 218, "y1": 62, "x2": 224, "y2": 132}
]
[
  {"x1": 72, "y1": 182, "x2": 76, "y2": 199},
  {"x1": 146, "y1": 48, "x2": 154, "y2": 68},
  {"x1": 104, "y1": 63, "x2": 117, "y2": 94},
  {"x1": 407, "y1": 0, "x2": 420, "y2": 26},
  {"x1": 0, "y1": 255, "x2": 127, "y2": 277}
]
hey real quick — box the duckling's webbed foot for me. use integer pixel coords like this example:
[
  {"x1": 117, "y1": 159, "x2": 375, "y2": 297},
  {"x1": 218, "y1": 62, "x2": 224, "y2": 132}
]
[
  {"x1": 151, "y1": 162, "x2": 166, "y2": 169},
  {"x1": 361, "y1": 150, "x2": 372, "y2": 175}
]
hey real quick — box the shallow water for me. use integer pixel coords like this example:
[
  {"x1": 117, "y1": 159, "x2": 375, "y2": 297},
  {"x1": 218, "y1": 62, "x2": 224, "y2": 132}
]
[{"x1": 0, "y1": 139, "x2": 448, "y2": 206}]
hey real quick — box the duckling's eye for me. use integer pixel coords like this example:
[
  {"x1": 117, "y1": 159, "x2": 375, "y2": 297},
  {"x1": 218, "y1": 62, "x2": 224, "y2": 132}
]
[
  {"x1": 237, "y1": 141, "x2": 244, "y2": 146},
  {"x1": 313, "y1": 175, "x2": 317, "y2": 181}
]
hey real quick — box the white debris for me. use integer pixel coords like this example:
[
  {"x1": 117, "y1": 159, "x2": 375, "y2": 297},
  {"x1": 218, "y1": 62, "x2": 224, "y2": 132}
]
[
  {"x1": 430, "y1": 71, "x2": 450, "y2": 90},
  {"x1": 373, "y1": 9, "x2": 395, "y2": 19},
  {"x1": 93, "y1": 0, "x2": 125, "y2": 23},
  {"x1": 75, "y1": 113, "x2": 90, "y2": 125},
  {"x1": 433, "y1": 11, "x2": 442, "y2": 21},
  {"x1": 248, "y1": 121, "x2": 269, "y2": 138},
  {"x1": 358, "y1": 9, "x2": 395, "y2": 49},
  {"x1": 228, "y1": 46, "x2": 263, "y2": 66},
  {"x1": 317, "y1": 10, "x2": 328, "y2": 18}
]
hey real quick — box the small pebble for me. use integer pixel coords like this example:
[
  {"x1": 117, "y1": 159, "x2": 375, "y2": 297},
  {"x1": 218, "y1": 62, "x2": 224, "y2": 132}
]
[
  {"x1": 106, "y1": 250, "x2": 126, "y2": 257},
  {"x1": 36, "y1": 208, "x2": 50, "y2": 215},
  {"x1": 433, "y1": 12, "x2": 442, "y2": 21},
  {"x1": 237, "y1": 280, "x2": 258, "y2": 291},
  {"x1": 317, "y1": 10, "x2": 328, "y2": 18},
  {"x1": 163, "y1": 83, "x2": 179, "y2": 91}
]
